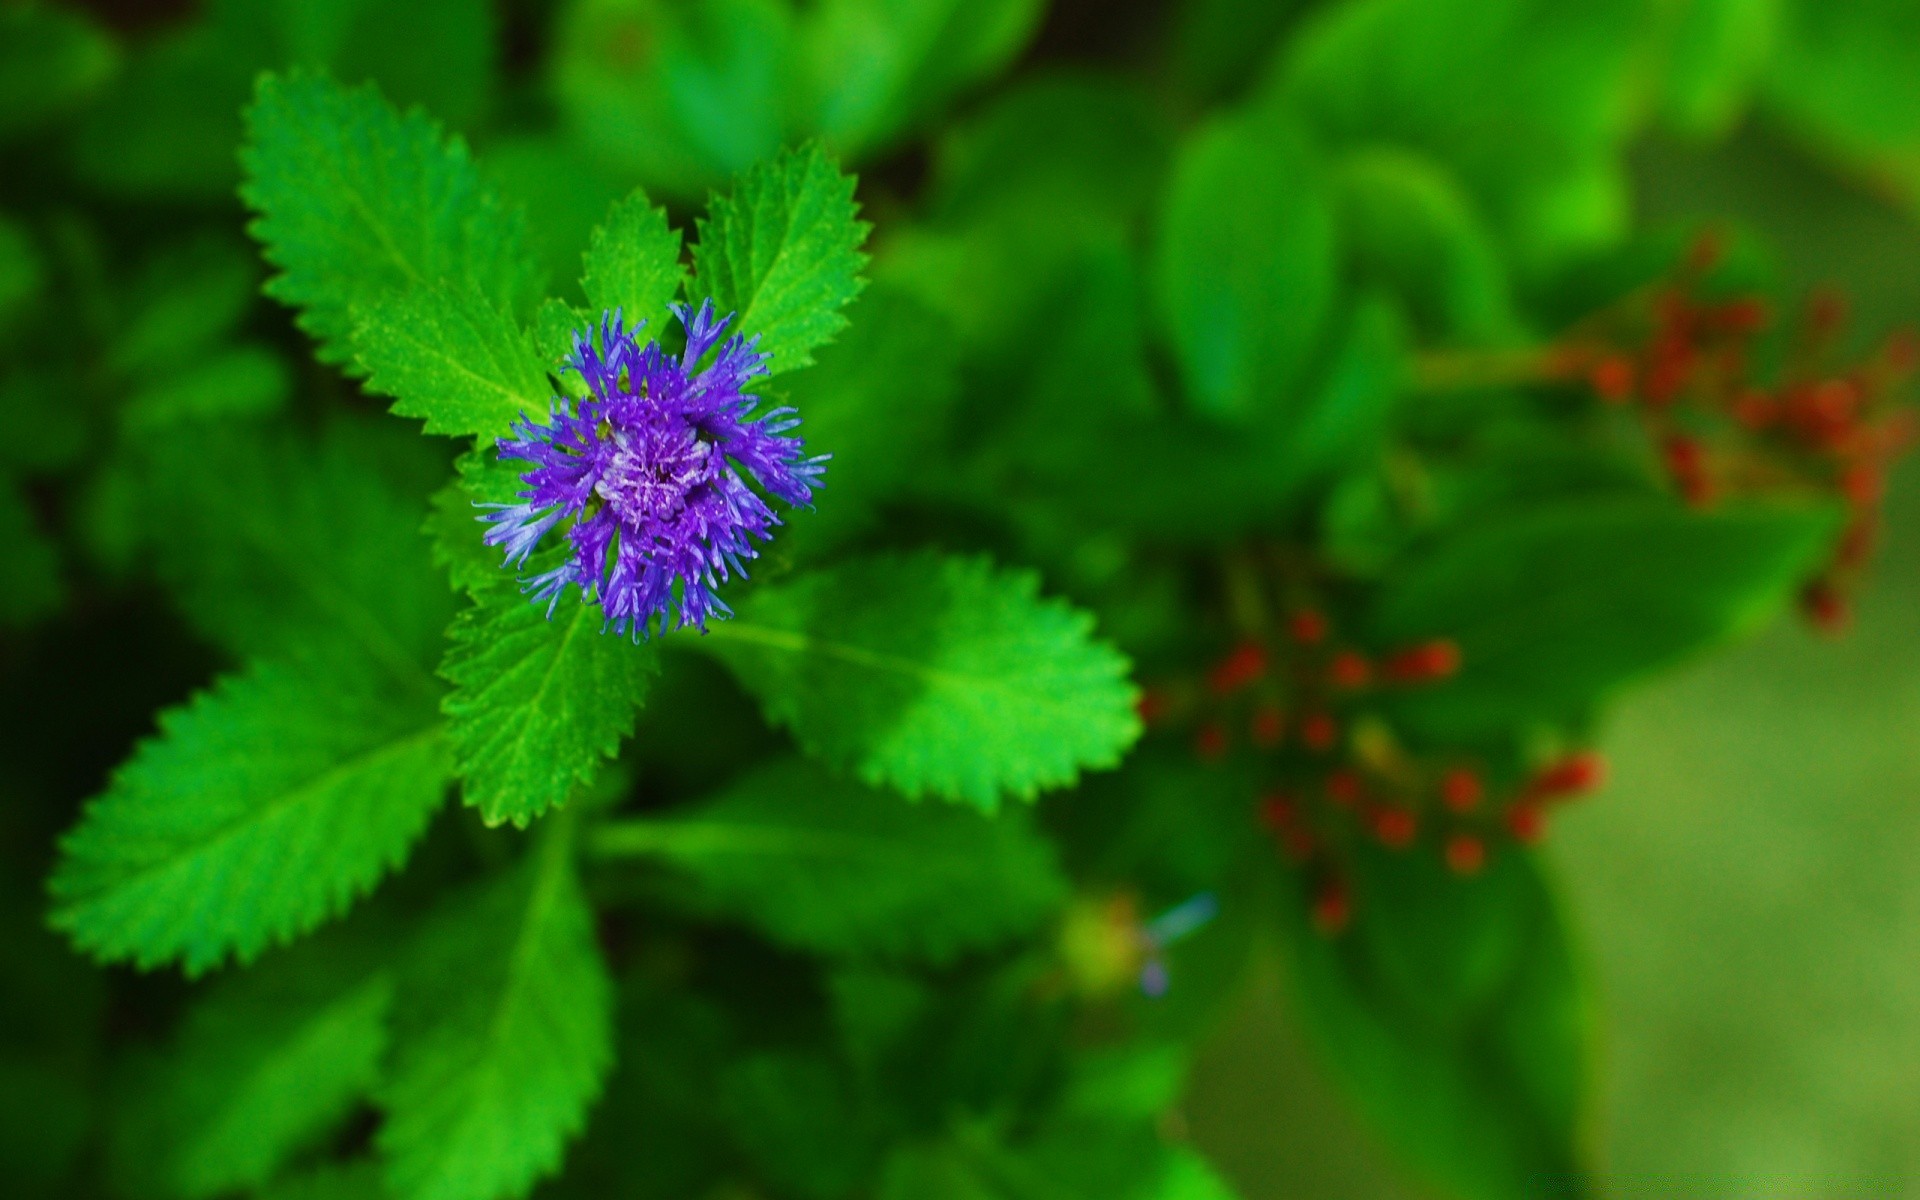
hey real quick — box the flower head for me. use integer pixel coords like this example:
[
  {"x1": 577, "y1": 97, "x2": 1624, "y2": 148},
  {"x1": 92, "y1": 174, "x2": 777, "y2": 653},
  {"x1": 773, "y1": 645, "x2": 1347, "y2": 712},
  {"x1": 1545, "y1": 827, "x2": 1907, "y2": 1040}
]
[{"x1": 480, "y1": 301, "x2": 824, "y2": 638}]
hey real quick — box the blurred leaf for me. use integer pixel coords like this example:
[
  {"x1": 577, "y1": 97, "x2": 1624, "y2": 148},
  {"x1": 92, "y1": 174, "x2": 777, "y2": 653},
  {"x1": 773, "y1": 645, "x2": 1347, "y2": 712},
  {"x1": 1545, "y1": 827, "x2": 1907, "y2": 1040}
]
[
  {"x1": 0, "y1": 3, "x2": 116, "y2": 140},
  {"x1": 553, "y1": 0, "x2": 795, "y2": 198},
  {"x1": 378, "y1": 823, "x2": 614, "y2": 1200},
  {"x1": 795, "y1": 0, "x2": 1046, "y2": 158},
  {"x1": 719, "y1": 1050, "x2": 878, "y2": 1198},
  {"x1": 1154, "y1": 109, "x2": 1339, "y2": 419},
  {"x1": 0, "y1": 477, "x2": 61, "y2": 628},
  {"x1": 1271, "y1": 0, "x2": 1642, "y2": 274},
  {"x1": 356, "y1": 284, "x2": 551, "y2": 440},
  {"x1": 877, "y1": 1120, "x2": 1243, "y2": 1200},
  {"x1": 113, "y1": 943, "x2": 391, "y2": 1198},
  {"x1": 597, "y1": 757, "x2": 1067, "y2": 959},
  {"x1": 1368, "y1": 497, "x2": 1842, "y2": 741},
  {"x1": 1173, "y1": 0, "x2": 1306, "y2": 100},
  {"x1": 1336, "y1": 147, "x2": 1520, "y2": 344},
  {"x1": 479, "y1": 135, "x2": 630, "y2": 300},
  {"x1": 108, "y1": 237, "x2": 261, "y2": 381},
  {"x1": 121, "y1": 346, "x2": 292, "y2": 434},
  {"x1": 700, "y1": 551, "x2": 1140, "y2": 809},
  {"x1": 241, "y1": 70, "x2": 538, "y2": 369},
  {"x1": 140, "y1": 423, "x2": 454, "y2": 683},
  {"x1": 76, "y1": 0, "x2": 494, "y2": 199},
  {"x1": 0, "y1": 874, "x2": 104, "y2": 1198},
  {"x1": 1284, "y1": 844, "x2": 1592, "y2": 1199},
  {"x1": 49, "y1": 656, "x2": 448, "y2": 976},
  {"x1": 0, "y1": 212, "x2": 43, "y2": 333},
  {"x1": 930, "y1": 72, "x2": 1176, "y2": 229},
  {"x1": 581, "y1": 189, "x2": 688, "y2": 340},
  {"x1": 441, "y1": 579, "x2": 659, "y2": 828},
  {"x1": 1652, "y1": 0, "x2": 1784, "y2": 138},
  {"x1": 1763, "y1": 0, "x2": 1920, "y2": 212},
  {"x1": 690, "y1": 142, "x2": 870, "y2": 376},
  {"x1": 1033, "y1": 296, "x2": 1407, "y2": 540},
  {"x1": 260, "y1": 1164, "x2": 393, "y2": 1200},
  {"x1": 775, "y1": 280, "x2": 962, "y2": 556}
]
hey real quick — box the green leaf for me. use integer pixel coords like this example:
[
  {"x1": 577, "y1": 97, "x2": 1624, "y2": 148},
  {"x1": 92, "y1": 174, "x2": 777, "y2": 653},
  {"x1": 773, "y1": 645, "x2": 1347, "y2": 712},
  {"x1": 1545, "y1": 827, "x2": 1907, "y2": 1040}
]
[
  {"x1": 0, "y1": 212, "x2": 43, "y2": 333},
  {"x1": 1153, "y1": 109, "x2": 1339, "y2": 419},
  {"x1": 581, "y1": 189, "x2": 687, "y2": 340},
  {"x1": 441, "y1": 580, "x2": 660, "y2": 828},
  {"x1": 113, "y1": 943, "x2": 391, "y2": 1198},
  {"x1": 260, "y1": 1164, "x2": 392, "y2": 1200},
  {"x1": 378, "y1": 823, "x2": 614, "y2": 1200},
  {"x1": 480, "y1": 134, "x2": 631, "y2": 300},
  {"x1": 1763, "y1": 0, "x2": 1920, "y2": 212},
  {"x1": 690, "y1": 142, "x2": 870, "y2": 375},
  {"x1": 700, "y1": 552, "x2": 1140, "y2": 809},
  {"x1": 795, "y1": 0, "x2": 1047, "y2": 158},
  {"x1": 356, "y1": 284, "x2": 552, "y2": 440},
  {"x1": 1336, "y1": 148, "x2": 1519, "y2": 344},
  {"x1": 49, "y1": 656, "x2": 449, "y2": 976},
  {"x1": 0, "y1": 3, "x2": 116, "y2": 140},
  {"x1": 241, "y1": 70, "x2": 538, "y2": 369},
  {"x1": 1368, "y1": 497, "x2": 1842, "y2": 741},
  {"x1": 1654, "y1": 0, "x2": 1784, "y2": 138},
  {"x1": 1270, "y1": 0, "x2": 1641, "y2": 274},
  {"x1": 594, "y1": 757, "x2": 1067, "y2": 959},
  {"x1": 553, "y1": 0, "x2": 794, "y2": 199},
  {"x1": 1284, "y1": 845, "x2": 1593, "y2": 1199},
  {"x1": 141, "y1": 422, "x2": 454, "y2": 686}
]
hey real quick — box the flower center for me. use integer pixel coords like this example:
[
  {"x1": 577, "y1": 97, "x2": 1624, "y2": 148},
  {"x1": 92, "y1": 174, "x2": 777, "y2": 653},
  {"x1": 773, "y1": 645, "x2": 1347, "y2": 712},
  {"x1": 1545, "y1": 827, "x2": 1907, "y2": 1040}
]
[{"x1": 593, "y1": 421, "x2": 716, "y2": 528}]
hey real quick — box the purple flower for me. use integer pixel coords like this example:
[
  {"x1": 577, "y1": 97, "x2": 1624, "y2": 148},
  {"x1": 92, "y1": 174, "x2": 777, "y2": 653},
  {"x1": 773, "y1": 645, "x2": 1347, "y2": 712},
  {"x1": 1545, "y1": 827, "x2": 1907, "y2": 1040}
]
[{"x1": 479, "y1": 301, "x2": 825, "y2": 638}]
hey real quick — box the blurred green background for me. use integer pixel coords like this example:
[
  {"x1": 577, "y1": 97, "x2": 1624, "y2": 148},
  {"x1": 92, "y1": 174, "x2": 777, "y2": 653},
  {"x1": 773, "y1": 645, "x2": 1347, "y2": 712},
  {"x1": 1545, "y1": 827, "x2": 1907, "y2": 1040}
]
[{"x1": 1187, "y1": 125, "x2": 1920, "y2": 1198}]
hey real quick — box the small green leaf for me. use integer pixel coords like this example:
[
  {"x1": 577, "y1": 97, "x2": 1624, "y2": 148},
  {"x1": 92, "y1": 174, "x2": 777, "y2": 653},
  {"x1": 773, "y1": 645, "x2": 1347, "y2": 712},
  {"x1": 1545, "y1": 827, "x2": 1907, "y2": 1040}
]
[
  {"x1": 356, "y1": 284, "x2": 553, "y2": 440},
  {"x1": 581, "y1": 189, "x2": 687, "y2": 339},
  {"x1": 49, "y1": 657, "x2": 449, "y2": 976},
  {"x1": 594, "y1": 757, "x2": 1067, "y2": 959},
  {"x1": 379, "y1": 823, "x2": 614, "y2": 1200},
  {"x1": 690, "y1": 142, "x2": 870, "y2": 375},
  {"x1": 1284, "y1": 845, "x2": 1593, "y2": 1199},
  {"x1": 699, "y1": 551, "x2": 1139, "y2": 809},
  {"x1": 1368, "y1": 497, "x2": 1842, "y2": 740},
  {"x1": 240, "y1": 70, "x2": 538, "y2": 369},
  {"x1": 1153, "y1": 109, "x2": 1338, "y2": 419},
  {"x1": 441, "y1": 580, "x2": 660, "y2": 828}
]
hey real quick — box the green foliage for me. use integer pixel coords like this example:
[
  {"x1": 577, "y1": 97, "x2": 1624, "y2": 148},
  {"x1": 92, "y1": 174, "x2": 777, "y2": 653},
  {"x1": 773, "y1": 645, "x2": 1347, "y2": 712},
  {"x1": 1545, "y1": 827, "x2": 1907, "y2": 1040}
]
[
  {"x1": 1763, "y1": 0, "x2": 1920, "y2": 210},
  {"x1": 0, "y1": 3, "x2": 116, "y2": 140},
  {"x1": 49, "y1": 656, "x2": 449, "y2": 976},
  {"x1": 691, "y1": 142, "x2": 871, "y2": 375},
  {"x1": 596, "y1": 757, "x2": 1066, "y2": 958},
  {"x1": 441, "y1": 579, "x2": 660, "y2": 828},
  {"x1": 113, "y1": 944, "x2": 391, "y2": 1198},
  {"x1": 241, "y1": 71, "x2": 539, "y2": 369},
  {"x1": 135, "y1": 423, "x2": 453, "y2": 682},
  {"x1": 701, "y1": 552, "x2": 1140, "y2": 809},
  {"x1": 378, "y1": 824, "x2": 614, "y2": 1200},
  {"x1": 1285, "y1": 844, "x2": 1591, "y2": 1200},
  {"x1": 356, "y1": 285, "x2": 551, "y2": 440},
  {"x1": 0, "y1": 478, "x2": 62, "y2": 627},
  {"x1": 77, "y1": 0, "x2": 494, "y2": 198},
  {"x1": 581, "y1": 190, "x2": 688, "y2": 340},
  {"x1": 1368, "y1": 497, "x2": 1842, "y2": 740},
  {"x1": 1154, "y1": 109, "x2": 1339, "y2": 419}
]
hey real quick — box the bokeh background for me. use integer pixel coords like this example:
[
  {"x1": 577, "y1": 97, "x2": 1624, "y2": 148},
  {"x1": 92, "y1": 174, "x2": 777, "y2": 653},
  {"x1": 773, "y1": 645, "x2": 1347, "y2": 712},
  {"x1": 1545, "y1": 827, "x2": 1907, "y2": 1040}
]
[{"x1": 1188, "y1": 126, "x2": 1920, "y2": 1197}]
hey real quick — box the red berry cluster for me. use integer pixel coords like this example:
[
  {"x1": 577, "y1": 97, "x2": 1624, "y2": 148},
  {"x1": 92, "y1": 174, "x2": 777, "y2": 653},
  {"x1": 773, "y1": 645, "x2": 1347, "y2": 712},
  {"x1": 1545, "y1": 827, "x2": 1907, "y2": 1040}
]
[
  {"x1": 1560, "y1": 234, "x2": 1917, "y2": 632},
  {"x1": 1141, "y1": 608, "x2": 1607, "y2": 934}
]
